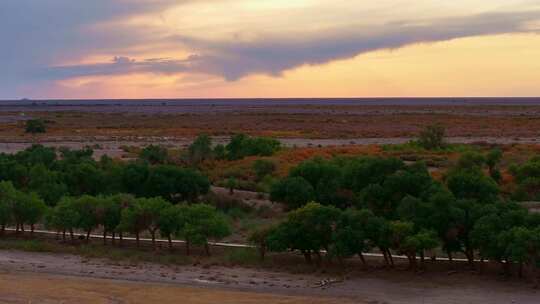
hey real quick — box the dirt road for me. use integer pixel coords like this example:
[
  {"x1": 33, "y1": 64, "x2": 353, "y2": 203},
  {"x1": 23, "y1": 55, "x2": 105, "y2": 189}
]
[{"x1": 1, "y1": 250, "x2": 539, "y2": 303}]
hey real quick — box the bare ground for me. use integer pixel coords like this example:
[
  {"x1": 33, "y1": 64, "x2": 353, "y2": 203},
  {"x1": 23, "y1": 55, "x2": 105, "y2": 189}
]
[{"x1": 0, "y1": 250, "x2": 539, "y2": 303}]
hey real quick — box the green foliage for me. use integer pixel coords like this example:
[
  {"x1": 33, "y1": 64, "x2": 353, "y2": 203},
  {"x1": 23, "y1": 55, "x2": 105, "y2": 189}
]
[
  {"x1": 188, "y1": 134, "x2": 213, "y2": 165},
  {"x1": 270, "y1": 176, "x2": 315, "y2": 210},
  {"x1": 446, "y1": 168, "x2": 498, "y2": 203},
  {"x1": 226, "y1": 134, "x2": 281, "y2": 160},
  {"x1": 178, "y1": 204, "x2": 231, "y2": 255},
  {"x1": 0, "y1": 181, "x2": 18, "y2": 228},
  {"x1": 139, "y1": 145, "x2": 168, "y2": 165},
  {"x1": 48, "y1": 197, "x2": 80, "y2": 233},
  {"x1": 417, "y1": 124, "x2": 446, "y2": 150},
  {"x1": 25, "y1": 119, "x2": 47, "y2": 134},
  {"x1": 511, "y1": 157, "x2": 540, "y2": 201},
  {"x1": 268, "y1": 202, "x2": 340, "y2": 262},
  {"x1": 213, "y1": 144, "x2": 226, "y2": 160},
  {"x1": 143, "y1": 165, "x2": 210, "y2": 203},
  {"x1": 252, "y1": 159, "x2": 276, "y2": 181}
]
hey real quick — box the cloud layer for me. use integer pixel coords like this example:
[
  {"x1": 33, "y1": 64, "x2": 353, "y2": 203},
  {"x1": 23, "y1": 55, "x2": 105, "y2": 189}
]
[{"x1": 1, "y1": 0, "x2": 540, "y2": 98}]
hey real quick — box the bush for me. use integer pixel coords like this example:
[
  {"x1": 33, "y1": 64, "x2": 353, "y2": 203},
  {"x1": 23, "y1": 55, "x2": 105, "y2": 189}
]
[
  {"x1": 139, "y1": 145, "x2": 168, "y2": 165},
  {"x1": 252, "y1": 159, "x2": 276, "y2": 181},
  {"x1": 25, "y1": 119, "x2": 47, "y2": 134},
  {"x1": 417, "y1": 124, "x2": 446, "y2": 150}
]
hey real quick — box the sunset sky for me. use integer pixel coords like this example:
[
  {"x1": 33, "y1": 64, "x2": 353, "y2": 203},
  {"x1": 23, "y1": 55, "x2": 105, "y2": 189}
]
[{"x1": 2, "y1": 0, "x2": 540, "y2": 99}]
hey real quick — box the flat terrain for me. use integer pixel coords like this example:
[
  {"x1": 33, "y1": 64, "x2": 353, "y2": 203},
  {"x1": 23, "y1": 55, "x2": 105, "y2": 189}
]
[
  {"x1": 2, "y1": 99, "x2": 540, "y2": 141},
  {"x1": 1, "y1": 250, "x2": 539, "y2": 303}
]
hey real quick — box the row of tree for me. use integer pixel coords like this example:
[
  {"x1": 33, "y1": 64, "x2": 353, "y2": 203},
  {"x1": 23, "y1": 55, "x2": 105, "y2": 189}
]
[
  {"x1": 0, "y1": 182, "x2": 231, "y2": 255},
  {"x1": 0, "y1": 145, "x2": 210, "y2": 205}
]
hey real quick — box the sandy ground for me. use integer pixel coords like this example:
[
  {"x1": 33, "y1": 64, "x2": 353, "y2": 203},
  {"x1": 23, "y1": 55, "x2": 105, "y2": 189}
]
[
  {"x1": 0, "y1": 272, "x2": 348, "y2": 304},
  {"x1": 1, "y1": 250, "x2": 539, "y2": 304}
]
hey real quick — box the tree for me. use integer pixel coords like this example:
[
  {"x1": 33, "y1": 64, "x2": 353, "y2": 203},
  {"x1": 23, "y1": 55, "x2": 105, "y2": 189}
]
[
  {"x1": 270, "y1": 177, "x2": 315, "y2": 210},
  {"x1": 98, "y1": 195, "x2": 123, "y2": 245},
  {"x1": 63, "y1": 161, "x2": 105, "y2": 196},
  {"x1": 486, "y1": 148, "x2": 503, "y2": 182},
  {"x1": 471, "y1": 202, "x2": 528, "y2": 275},
  {"x1": 73, "y1": 195, "x2": 100, "y2": 242},
  {"x1": 15, "y1": 191, "x2": 47, "y2": 235},
  {"x1": 158, "y1": 204, "x2": 189, "y2": 249},
  {"x1": 49, "y1": 197, "x2": 80, "y2": 241},
  {"x1": 267, "y1": 202, "x2": 340, "y2": 264},
  {"x1": 188, "y1": 134, "x2": 213, "y2": 165},
  {"x1": 213, "y1": 144, "x2": 226, "y2": 160},
  {"x1": 121, "y1": 162, "x2": 150, "y2": 197},
  {"x1": 25, "y1": 119, "x2": 47, "y2": 134},
  {"x1": 0, "y1": 181, "x2": 18, "y2": 234},
  {"x1": 225, "y1": 177, "x2": 238, "y2": 195},
  {"x1": 109, "y1": 193, "x2": 136, "y2": 244},
  {"x1": 139, "y1": 145, "x2": 168, "y2": 165},
  {"x1": 446, "y1": 167, "x2": 498, "y2": 203},
  {"x1": 248, "y1": 225, "x2": 276, "y2": 261},
  {"x1": 417, "y1": 124, "x2": 446, "y2": 150},
  {"x1": 226, "y1": 134, "x2": 281, "y2": 160},
  {"x1": 389, "y1": 221, "x2": 438, "y2": 271},
  {"x1": 331, "y1": 209, "x2": 375, "y2": 266},
  {"x1": 510, "y1": 157, "x2": 540, "y2": 201},
  {"x1": 141, "y1": 197, "x2": 171, "y2": 248},
  {"x1": 27, "y1": 164, "x2": 68, "y2": 206},
  {"x1": 252, "y1": 159, "x2": 276, "y2": 181},
  {"x1": 143, "y1": 165, "x2": 210, "y2": 203},
  {"x1": 177, "y1": 204, "x2": 231, "y2": 255},
  {"x1": 118, "y1": 197, "x2": 170, "y2": 248}
]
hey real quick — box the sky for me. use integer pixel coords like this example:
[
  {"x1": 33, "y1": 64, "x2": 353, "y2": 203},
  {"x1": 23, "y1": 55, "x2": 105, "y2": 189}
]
[{"x1": 1, "y1": 0, "x2": 540, "y2": 99}]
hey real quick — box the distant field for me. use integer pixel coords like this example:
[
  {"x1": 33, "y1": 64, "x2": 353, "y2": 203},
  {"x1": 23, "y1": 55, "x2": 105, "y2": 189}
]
[{"x1": 2, "y1": 100, "x2": 540, "y2": 140}]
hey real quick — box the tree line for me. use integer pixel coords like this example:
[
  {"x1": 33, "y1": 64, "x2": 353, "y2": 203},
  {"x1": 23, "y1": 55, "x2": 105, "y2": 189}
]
[
  {"x1": 264, "y1": 152, "x2": 540, "y2": 282},
  {"x1": 0, "y1": 182, "x2": 231, "y2": 255},
  {"x1": 0, "y1": 145, "x2": 210, "y2": 206}
]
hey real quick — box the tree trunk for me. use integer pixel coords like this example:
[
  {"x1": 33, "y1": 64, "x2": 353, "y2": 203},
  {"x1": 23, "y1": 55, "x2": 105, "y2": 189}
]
[
  {"x1": 15, "y1": 223, "x2": 19, "y2": 234},
  {"x1": 420, "y1": 251, "x2": 425, "y2": 269},
  {"x1": 259, "y1": 246, "x2": 266, "y2": 261},
  {"x1": 103, "y1": 229, "x2": 107, "y2": 245},
  {"x1": 136, "y1": 232, "x2": 140, "y2": 247},
  {"x1": 119, "y1": 232, "x2": 123, "y2": 246},
  {"x1": 151, "y1": 230, "x2": 156, "y2": 249},
  {"x1": 302, "y1": 250, "x2": 312, "y2": 264},
  {"x1": 185, "y1": 240, "x2": 191, "y2": 256},
  {"x1": 168, "y1": 235, "x2": 173, "y2": 250},
  {"x1": 386, "y1": 249, "x2": 394, "y2": 267},
  {"x1": 1, "y1": 224, "x2": 5, "y2": 235},
  {"x1": 69, "y1": 229, "x2": 74, "y2": 242},
  {"x1": 381, "y1": 247, "x2": 389, "y2": 266},
  {"x1": 408, "y1": 254, "x2": 417, "y2": 272},
  {"x1": 86, "y1": 230, "x2": 91, "y2": 243},
  {"x1": 62, "y1": 229, "x2": 66, "y2": 242},
  {"x1": 20, "y1": 224, "x2": 25, "y2": 233},
  {"x1": 204, "y1": 242, "x2": 211, "y2": 256},
  {"x1": 30, "y1": 224, "x2": 35, "y2": 236},
  {"x1": 358, "y1": 252, "x2": 367, "y2": 267},
  {"x1": 314, "y1": 250, "x2": 322, "y2": 266},
  {"x1": 112, "y1": 231, "x2": 116, "y2": 245}
]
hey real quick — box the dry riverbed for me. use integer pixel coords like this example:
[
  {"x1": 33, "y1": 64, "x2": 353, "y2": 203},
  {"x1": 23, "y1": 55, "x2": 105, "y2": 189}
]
[{"x1": 0, "y1": 250, "x2": 539, "y2": 303}]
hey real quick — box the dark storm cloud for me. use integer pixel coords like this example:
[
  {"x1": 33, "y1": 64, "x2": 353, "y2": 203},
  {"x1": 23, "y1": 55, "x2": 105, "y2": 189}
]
[{"x1": 41, "y1": 10, "x2": 540, "y2": 82}]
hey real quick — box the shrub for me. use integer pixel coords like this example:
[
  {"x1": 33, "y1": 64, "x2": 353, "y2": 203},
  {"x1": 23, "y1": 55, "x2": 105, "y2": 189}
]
[
  {"x1": 417, "y1": 124, "x2": 446, "y2": 150},
  {"x1": 25, "y1": 119, "x2": 47, "y2": 134}
]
